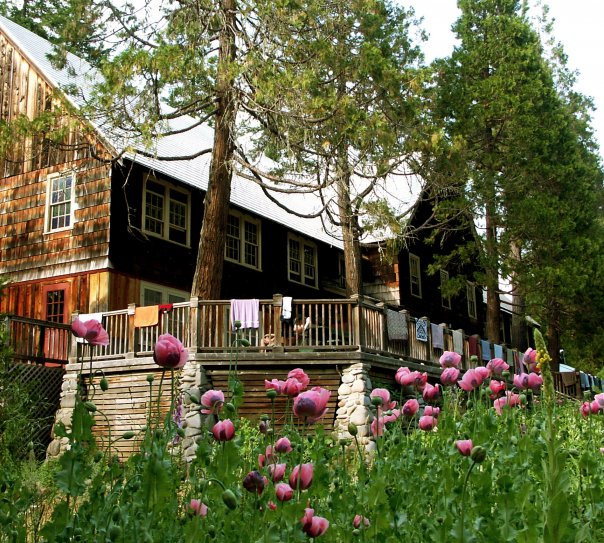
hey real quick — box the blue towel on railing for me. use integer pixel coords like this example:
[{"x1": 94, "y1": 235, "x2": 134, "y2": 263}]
[
  {"x1": 416, "y1": 318, "x2": 428, "y2": 342},
  {"x1": 481, "y1": 339, "x2": 491, "y2": 361},
  {"x1": 493, "y1": 344, "x2": 503, "y2": 359}
]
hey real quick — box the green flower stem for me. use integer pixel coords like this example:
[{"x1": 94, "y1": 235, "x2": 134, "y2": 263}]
[{"x1": 458, "y1": 460, "x2": 477, "y2": 543}]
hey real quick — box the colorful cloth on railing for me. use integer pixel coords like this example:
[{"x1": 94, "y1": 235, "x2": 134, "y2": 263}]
[
  {"x1": 452, "y1": 330, "x2": 464, "y2": 354},
  {"x1": 493, "y1": 344, "x2": 504, "y2": 360},
  {"x1": 416, "y1": 318, "x2": 428, "y2": 342},
  {"x1": 230, "y1": 299, "x2": 260, "y2": 331},
  {"x1": 481, "y1": 339, "x2": 491, "y2": 361},
  {"x1": 387, "y1": 310, "x2": 408, "y2": 341},
  {"x1": 507, "y1": 348, "x2": 515, "y2": 367},
  {"x1": 134, "y1": 305, "x2": 159, "y2": 327},
  {"x1": 468, "y1": 334, "x2": 479, "y2": 356},
  {"x1": 431, "y1": 323, "x2": 444, "y2": 349}
]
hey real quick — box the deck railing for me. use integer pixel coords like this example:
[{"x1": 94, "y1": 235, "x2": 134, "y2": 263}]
[{"x1": 75, "y1": 295, "x2": 524, "y2": 373}]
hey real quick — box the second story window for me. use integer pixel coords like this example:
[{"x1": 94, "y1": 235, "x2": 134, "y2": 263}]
[
  {"x1": 409, "y1": 253, "x2": 422, "y2": 298},
  {"x1": 440, "y1": 269, "x2": 452, "y2": 309},
  {"x1": 225, "y1": 211, "x2": 261, "y2": 270},
  {"x1": 467, "y1": 282, "x2": 477, "y2": 319},
  {"x1": 46, "y1": 172, "x2": 75, "y2": 232},
  {"x1": 288, "y1": 234, "x2": 317, "y2": 288},
  {"x1": 143, "y1": 177, "x2": 189, "y2": 246}
]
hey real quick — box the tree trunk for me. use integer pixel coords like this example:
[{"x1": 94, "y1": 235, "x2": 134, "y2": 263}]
[
  {"x1": 335, "y1": 154, "x2": 362, "y2": 297},
  {"x1": 191, "y1": 0, "x2": 237, "y2": 299},
  {"x1": 485, "y1": 201, "x2": 501, "y2": 343},
  {"x1": 509, "y1": 241, "x2": 528, "y2": 350}
]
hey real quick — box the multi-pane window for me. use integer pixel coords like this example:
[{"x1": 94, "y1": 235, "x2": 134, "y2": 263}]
[
  {"x1": 45, "y1": 289, "x2": 66, "y2": 323},
  {"x1": 288, "y1": 234, "x2": 317, "y2": 288},
  {"x1": 467, "y1": 282, "x2": 477, "y2": 319},
  {"x1": 141, "y1": 283, "x2": 188, "y2": 306},
  {"x1": 46, "y1": 173, "x2": 75, "y2": 231},
  {"x1": 225, "y1": 212, "x2": 261, "y2": 270},
  {"x1": 409, "y1": 253, "x2": 422, "y2": 298},
  {"x1": 143, "y1": 177, "x2": 189, "y2": 245},
  {"x1": 440, "y1": 269, "x2": 452, "y2": 309}
]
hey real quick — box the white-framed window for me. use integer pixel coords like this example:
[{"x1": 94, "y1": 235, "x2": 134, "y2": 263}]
[
  {"x1": 409, "y1": 253, "x2": 422, "y2": 298},
  {"x1": 467, "y1": 282, "x2": 477, "y2": 319},
  {"x1": 141, "y1": 282, "x2": 189, "y2": 306},
  {"x1": 225, "y1": 211, "x2": 261, "y2": 270},
  {"x1": 440, "y1": 269, "x2": 451, "y2": 309},
  {"x1": 45, "y1": 172, "x2": 75, "y2": 232},
  {"x1": 288, "y1": 234, "x2": 318, "y2": 288},
  {"x1": 142, "y1": 176, "x2": 190, "y2": 246}
]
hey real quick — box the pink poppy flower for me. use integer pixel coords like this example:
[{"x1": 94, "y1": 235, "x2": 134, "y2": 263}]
[
  {"x1": 275, "y1": 482, "x2": 294, "y2": 502},
  {"x1": 267, "y1": 501, "x2": 277, "y2": 511},
  {"x1": 527, "y1": 373, "x2": 543, "y2": 390},
  {"x1": 524, "y1": 348, "x2": 539, "y2": 372},
  {"x1": 489, "y1": 380, "x2": 506, "y2": 399},
  {"x1": 455, "y1": 439, "x2": 473, "y2": 456},
  {"x1": 422, "y1": 383, "x2": 441, "y2": 402},
  {"x1": 395, "y1": 367, "x2": 427, "y2": 389},
  {"x1": 371, "y1": 416, "x2": 385, "y2": 437},
  {"x1": 200, "y1": 389, "x2": 225, "y2": 415},
  {"x1": 353, "y1": 515, "x2": 370, "y2": 528},
  {"x1": 211, "y1": 419, "x2": 235, "y2": 441},
  {"x1": 424, "y1": 405, "x2": 440, "y2": 418},
  {"x1": 370, "y1": 388, "x2": 397, "y2": 410},
  {"x1": 493, "y1": 392, "x2": 522, "y2": 415},
  {"x1": 287, "y1": 368, "x2": 310, "y2": 389},
  {"x1": 243, "y1": 471, "x2": 268, "y2": 495},
  {"x1": 71, "y1": 317, "x2": 110, "y2": 347},
  {"x1": 440, "y1": 367, "x2": 461, "y2": 386},
  {"x1": 486, "y1": 358, "x2": 509, "y2": 376},
  {"x1": 439, "y1": 351, "x2": 462, "y2": 369},
  {"x1": 282, "y1": 377, "x2": 306, "y2": 397},
  {"x1": 264, "y1": 379, "x2": 285, "y2": 394},
  {"x1": 293, "y1": 387, "x2": 331, "y2": 423},
  {"x1": 289, "y1": 463, "x2": 313, "y2": 490},
  {"x1": 402, "y1": 398, "x2": 420, "y2": 417},
  {"x1": 188, "y1": 499, "x2": 208, "y2": 517},
  {"x1": 418, "y1": 415, "x2": 438, "y2": 431},
  {"x1": 594, "y1": 393, "x2": 604, "y2": 408},
  {"x1": 274, "y1": 437, "x2": 293, "y2": 454},
  {"x1": 581, "y1": 401, "x2": 592, "y2": 417},
  {"x1": 395, "y1": 366, "x2": 411, "y2": 386},
  {"x1": 153, "y1": 333, "x2": 188, "y2": 369},
  {"x1": 590, "y1": 400, "x2": 601, "y2": 414},
  {"x1": 268, "y1": 463, "x2": 287, "y2": 482},
  {"x1": 475, "y1": 366, "x2": 490, "y2": 381},
  {"x1": 258, "y1": 445, "x2": 279, "y2": 468},
  {"x1": 458, "y1": 369, "x2": 484, "y2": 391},
  {"x1": 301, "y1": 508, "x2": 329, "y2": 538}
]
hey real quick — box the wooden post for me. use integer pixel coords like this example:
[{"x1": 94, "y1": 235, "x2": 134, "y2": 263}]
[
  {"x1": 189, "y1": 296, "x2": 199, "y2": 352},
  {"x1": 272, "y1": 294, "x2": 284, "y2": 352},
  {"x1": 69, "y1": 311, "x2": 79, "y2": 362},
  {"x1": 127, "y1": 303, "x2": 136, "y2": 358},
  {"x1": 350, "y1": 294, "x2": 364, "y2": 349}
]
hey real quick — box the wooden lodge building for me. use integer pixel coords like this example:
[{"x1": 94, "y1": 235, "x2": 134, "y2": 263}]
[{"x1": 1, "y1": 16, "x2": 565, "y2": 458}]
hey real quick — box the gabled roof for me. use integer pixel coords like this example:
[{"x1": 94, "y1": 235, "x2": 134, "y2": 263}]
[{"x1": 0, "y1": 15, "x2": 353, "y2": 248}]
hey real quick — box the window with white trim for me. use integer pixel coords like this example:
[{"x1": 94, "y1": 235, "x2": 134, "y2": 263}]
[
  {"x1": 409, "y1": 253, "x2": 422, "y2": 298},
  {"x1": 142, "y1": 177, "x2": 190, "y2": 246},
  {"x1": 46, "y1": 172, "x2": 75, "y2": 232},
  {"x1": 141, "y1": 282, "x2": 188, "y2": 306},
  {"x1": 467, "y1": 282, "x2": 477, "y2": 319},
  {"x1": 440, "y1": 269, "x2": 451, "y2": 309},
  {"x1": 225, "y1": 211, "x2": 261, "y2": 270},
  {"x1": 288, "y1": 234, "x2": 318, "y2": 288}
]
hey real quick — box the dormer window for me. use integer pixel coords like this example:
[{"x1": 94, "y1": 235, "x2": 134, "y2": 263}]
[
  {"x1": 142, "y1": 176, "x2": 190, "y2": 246},
  {"x1": 409, "y1": 253, "x2": 422, "y2": 298}
]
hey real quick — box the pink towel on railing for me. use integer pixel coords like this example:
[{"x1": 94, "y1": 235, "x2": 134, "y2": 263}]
[{"x1": 230, "y1": 299, "x2": 259, "y2": 331}]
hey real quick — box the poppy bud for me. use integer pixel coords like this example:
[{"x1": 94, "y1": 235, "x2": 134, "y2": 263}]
[
  {"x1": 470, "y1": 445, "x2": 487, "y2": 463},
  {"x1": 100, "y1": 377, "x2": 109, "y2": 391},
  {"x1": 348, "y1": 422, "x2": 358, "y2": 436},
  {"x1": 83, "y1": 401, "x2": 97, "y2": 412},
  {"x1": 266, "y1": 389, "x2": 278, "y2": 400},
  {"x1": 222, "y1": 489, "x2": 238, "y2": 510},
  {"x1": 371, "y1": 396, "x2": 383, "y2": 407},
  {"x1": 122, "y1": 431, "x2": 135, "y2": 440},
  {"x1": 146, "y1": 374, "x2": 155, "y2": 383},
  {"x1": 225, "y1": 402, "x2": 236, "y2": 413}
]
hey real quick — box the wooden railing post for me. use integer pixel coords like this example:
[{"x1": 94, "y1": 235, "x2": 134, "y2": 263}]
[
  {"x1": 127, "y1": 303, "x2": 136, "y2": 358},
  {"x1": 189, "y1": 296, "x2": 199, "y2": 351},
  {"x1": 272, "y1": 294, "x2": 284, "y2": 352},
  {"x1": 350, "y1": 294, "x2": 364, "y2": 348},
  {"x1": 69, "y1": 311, "x2": 79, "y2": 361}
]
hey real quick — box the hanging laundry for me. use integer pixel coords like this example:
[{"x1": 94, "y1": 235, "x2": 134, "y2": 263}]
[
  {"x1": 387, "y1": 310, "x2": 408, "y2": 341},
  {"x1": 230, "y1": 299, "x2": 260, "y2": 330},
  {"x1": 452, "y1": 330, "x2": 464, "y2": 355},
  {"x1": 431, "y1": 323, "x2": 444, "y2": 349},
  {"x1": 480, "y1": 339, "x2": 491, "y2": 361},
  {"x1": 416, "y1": 318, "x2": 428, "y2": 342}
]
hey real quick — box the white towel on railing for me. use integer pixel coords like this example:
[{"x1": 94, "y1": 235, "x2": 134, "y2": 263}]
[
  {"x1": 387, "y1": 310, "x2": 408, "y2": 341},
  {"x1": 282, "y1": 297, "x2": 293, "y2": 321},
  {"x1": 452, "y1": 330, "x2": 464, "y2": 354},
  {"x1": 230, "y1": 299, "x2": 259, "y2": 331}
]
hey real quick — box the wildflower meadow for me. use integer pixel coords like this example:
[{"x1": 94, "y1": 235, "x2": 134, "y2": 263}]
[{"x1": 1, "y1": 319, "x2": 603, "y2": 542}]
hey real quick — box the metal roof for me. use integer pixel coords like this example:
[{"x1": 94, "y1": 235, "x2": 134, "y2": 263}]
[{"x1": 0, "y1": 15, "x2": 420, "y2": 248}]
